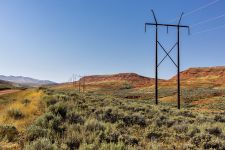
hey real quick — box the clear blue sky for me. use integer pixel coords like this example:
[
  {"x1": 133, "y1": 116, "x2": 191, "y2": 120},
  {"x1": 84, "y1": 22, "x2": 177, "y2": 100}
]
[{"x1": 0, "y1": 0, "x2": 225, "y2": 82}]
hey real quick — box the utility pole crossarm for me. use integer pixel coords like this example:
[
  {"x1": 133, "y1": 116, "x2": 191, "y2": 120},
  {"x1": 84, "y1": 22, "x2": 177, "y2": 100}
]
[{"x1": 145, "y1": 23, "x2": 189, "y2": 28}]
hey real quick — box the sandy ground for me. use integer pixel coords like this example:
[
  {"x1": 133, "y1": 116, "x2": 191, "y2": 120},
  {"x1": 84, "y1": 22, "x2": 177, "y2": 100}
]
[{"x1": 0, "y1": 89, "x2": 20, "y2": 96}]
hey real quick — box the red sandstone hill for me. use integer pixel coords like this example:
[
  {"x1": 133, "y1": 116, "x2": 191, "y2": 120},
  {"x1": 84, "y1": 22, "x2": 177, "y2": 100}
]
[
  {"x1": 79, "y1": 73, "x2": 161, "y2": 87},
  {"x1": 170, "y1": 66, "x2": 225, "y2": 82}
]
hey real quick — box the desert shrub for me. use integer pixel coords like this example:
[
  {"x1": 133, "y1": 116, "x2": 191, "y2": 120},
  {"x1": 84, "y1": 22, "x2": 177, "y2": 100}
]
[
  {"x1": 79, "y1": 143, "x2": 99, "y2": 150},
  {"x1": 191, "y1": 134, "x2": 212, "y2": 146},
  {"x1": 165, "y1": 119, "x2": 176, "y2": 128},
  {"x1": 65, "y1": 131, "x2": 83, "y2": 149},
  {"x1": 46, "y1": 98, "x2": 58, "y2": 107},
  {"x1": 22, "y1": 99, "x2": 31, "y2": 105},
  {"x1": 49, "y1": 102, "x2": 68, "y2": 119},
  {"x1": 122, "y1": 114, "x2": 146, "y2": 127},
  {"x1": 120, "y1": 82, "x2": 133, "y2": 90},
  {"x1": 146, "y1": 126, "x2": 169, "y2": 142},
  {"x1": 43, "y1": 89, "x2": 54, "y2": 95},
  {"x1": 182, "y1": 143, "x2": 196, "y2": 150},
  {"x1": 26, "y1": 125, "x2": 48, "y2": 141},
  {"x1": 118, "y1": 135, "x2": 139, "y2": 146},
  {"x1": 48, "y1": 115, "x2": 65, "y2": 133},
  {"x1": 68, "y1": 91, "x2": 79, "y2": 97},
  {"x1": 100, "y1": 131, "x2": 120, "y2": 143},
  {"x1": 214, "y1": 115, "x2": 225, "y2": 123},
  {"x1": 0, "y1": 125, "x2": 18, "y2": 142},
  {"x1": 85, "y1": 119, "x2": 105, "y2": 132},
  {"x1": 99, "y1": 142, "x2": 126, "y2": 150},
  {"x1": 102, "y1": 108, "x2": 120, "y2": 123},
  {"x1": 35, "y1": 112, "x2": 55, "y2": 128},
  {"x1": 203, "y1": 139, "x2": 225, "y2": 149},
  {"x1": 173, "y1": 125, "x2": 188, "y2": 134},
  {"x1": 178, "y1": 110, "x2": 196, "y2": 118},
  {"x1": 24, "y1": 138, "x2": 57, "y2": 150},
  {"x1": 146, "y1": 130, "x2": 163, "y2": 140},
  {"x1": 7, "y1": 108, "x2": 24, "y2": 119},
  {"x1": 35, "y1": 112, "x2": 65, "y2": 133},
  {"x1": 155, "y1": 115, "x2": 168, "y2": 127},
  {"x1": 55, "y1": 93, "x2": 70, "y2": 101},
  {"x1": 188, "y1": 127, "x2": 201, "y2": 137},
  {"x1": 67, "y1": 111, "x2": 84, "y2": 124},
  {"x1": 206, "y1": 127, "x2": 222, "y2": 136}
]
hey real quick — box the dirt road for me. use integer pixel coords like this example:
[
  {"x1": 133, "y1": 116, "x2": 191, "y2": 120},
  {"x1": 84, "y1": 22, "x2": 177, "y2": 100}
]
[{"x1": 0, "y1": 89, "x2": 20, "y2": 96}]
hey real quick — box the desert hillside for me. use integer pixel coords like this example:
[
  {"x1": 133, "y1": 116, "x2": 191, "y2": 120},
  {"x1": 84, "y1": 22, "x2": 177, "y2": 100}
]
[
  {"x1": 0, "y1": 80, "x2": 15, "y2": 90},
  {"x1": 80, "y1": 73, "x2": 153, "y2": 82},
  {"x1": 79, "y1": 73, "x2": 163, "y2": 88},
  {"x1": 170, "y1": 66, "x2": 225, "y2": 82}
]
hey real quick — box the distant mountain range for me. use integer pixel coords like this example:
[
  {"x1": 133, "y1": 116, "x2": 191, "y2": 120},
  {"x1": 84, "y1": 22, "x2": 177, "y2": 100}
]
[{"x1": 0, "y1": 75, "x2": 56, "y2": 87}]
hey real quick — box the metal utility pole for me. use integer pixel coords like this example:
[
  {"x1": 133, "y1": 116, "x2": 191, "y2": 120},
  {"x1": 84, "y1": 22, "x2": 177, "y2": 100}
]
[{"x1": 145, "y1": 10, "x2": 190, "y2": 109}]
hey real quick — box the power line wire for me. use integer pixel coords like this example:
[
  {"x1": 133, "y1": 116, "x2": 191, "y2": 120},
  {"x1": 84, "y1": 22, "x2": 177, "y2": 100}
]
[
  {"x1": 170, "y1": 0, "x2": 220, "y2": 23},
  {"x1": 192, "y1": 25, "x2": 225, "y2": 35},
  {"x1": 179, "y1": 24, "x2": 225, "y2": 43},
  {"x1": 191, "y1": 13, "x2": 225, "y2": 27}
]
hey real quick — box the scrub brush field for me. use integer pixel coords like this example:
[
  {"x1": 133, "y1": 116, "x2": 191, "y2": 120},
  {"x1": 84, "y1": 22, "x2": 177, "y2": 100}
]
[{"x1": 1, "y1": 88, "x2": 224, "y2": 149}]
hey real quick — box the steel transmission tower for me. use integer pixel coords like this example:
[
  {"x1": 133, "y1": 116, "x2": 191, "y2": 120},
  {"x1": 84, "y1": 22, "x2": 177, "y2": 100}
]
[{"x1": 145, "y1": 10, "x2": 190, "y2": 109}]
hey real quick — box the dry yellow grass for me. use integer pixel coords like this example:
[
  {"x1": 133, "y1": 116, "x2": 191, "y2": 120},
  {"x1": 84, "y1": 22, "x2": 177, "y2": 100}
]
[
  {"x1": 0, "y1": 141, "x2": 20, "y2": 150},
  {"x1": 0, "y1": 89, "x2": 44, "y2": 131}
]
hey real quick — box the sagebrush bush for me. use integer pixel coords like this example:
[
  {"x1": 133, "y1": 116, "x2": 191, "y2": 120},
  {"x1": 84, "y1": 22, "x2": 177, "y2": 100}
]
[
  {"x1": 102, "y1": 108, "x2": 121, "y2": 123},
  {"x1": 122, "y1": 114, "x2": 146, "y2": 127},
  {"x1": 45, "y1": 98, "x2": 58, "y2": 107},
  {"x1": 21, "y1": 99, "x2": 31, "y2": 106},
  {"x1": 178, "y1": 110, "x2": 196, "y2": 118},
  {"x1": 155, "y1": 115, "x2": 168, "y2": 127},
  {"x1": 214, "y1": 115, "x2": 225, "y2": 123},
  {"x1": 67, "y1": 111, "x2": 84, "y2": 124},
  {"x1": 120, "y1": 82, "x2": 133, "y2": 90},
  {"x1": 34, "y1": 112, "x2": 65, "y2": 133},
  {"x1": 206, "y1": 127, "x2": 222, "y2": 136},
  {"x1": 85, "y1": 119, "x2": 105, "y2": 132},
  {"x1": 146, "y1": 127, "x2": 166, "y2": 141},
  {"x1": 26, "y1": 125, "x2": 48, "y2": 141},
  {"x1": 24, "y1": 138, "x2": 57, "y2": 150},
  {"x1": 65, "y1": 130, "x2": 83, "y2": 149},
  {"x1": 188, "y1": 127, "x2": 201, "y2": 137},
  {"x1": 48, "y1": 115, "x2": 65, "y2": 133},
  {"x1": 35, "y1": 112, "x2": 55, "y2": 128},
  {"x1": 99, "y1": 142, "x2": 126, "y2": 150},
  {"x1": 203, "y1": 139, "x2": 225, "y2": 149},
  {"x1": 99, "y1": 131, "x2": 120, "y2": 143},
  {"x1": 0, "y1": 125, "x2": 18, "y2": 142},
  {"x1": 118, "y1": 135, "x2": 139, "y2": 146},
  {"x1": 49, "y1": 102, "x2": 68, "y2": 119},
  {"x1": 173, "y1": 125, "x2": 188, "y2": 134},
  {"x1": 7, "y1": 108, "x2": 24, "y2": 119},
  {"x1": 191, "y1": 133, "x2": 212, "y2": 147}
]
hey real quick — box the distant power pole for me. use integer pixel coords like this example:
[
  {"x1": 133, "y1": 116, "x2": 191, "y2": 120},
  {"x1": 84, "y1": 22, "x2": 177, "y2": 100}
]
[
  {"x1": 78, "y1": 75, "x2": 81, "y2": 93},
  {"x1": 73, "y1": 74, "x2": 75, "y2": 88},
  {"x1": 145, "y1": 10, "x2": 190, "y2": 109},
  {"x1": 83, "y1": 76, "x2": 86, "y2": 93}
]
